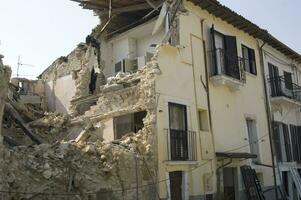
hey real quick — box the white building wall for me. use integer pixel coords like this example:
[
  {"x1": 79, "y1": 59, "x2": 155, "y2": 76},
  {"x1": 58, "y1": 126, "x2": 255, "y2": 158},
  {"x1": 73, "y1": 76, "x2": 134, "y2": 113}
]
[{"x1": 101, "y1": 19, "x2": 165, "y2": 78}]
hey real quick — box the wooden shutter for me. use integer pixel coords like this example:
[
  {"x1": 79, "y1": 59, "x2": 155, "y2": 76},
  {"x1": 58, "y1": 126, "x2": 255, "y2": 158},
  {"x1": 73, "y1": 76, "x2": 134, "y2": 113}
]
[
  {"x1": 283, "y1": 123, "x2": 292, "y2": 162},
  {"x1": 284, "y1": 71, "x2": 293, "y2": 90},
  {"x1": 272, "y1": 121, "x2": 283, "y2": 162},
  {"x1": 290, "y1": 125, "x2": 298, "y2": 162},
  {"x1": 211, "y1": 25, "x2": 218, "y2": 75},
  {"x1": 268, "y1": 63, "x2": 280, "y2": 96},
  {"x1": 297, "y1": 126, "x2": 301, "y2": 163},
  {"x1": 224, "y1": 35, "x2": 239, "y2": 79},
  {"x1": 248, "y1": 48, "x2": 257, "y2": 75}
]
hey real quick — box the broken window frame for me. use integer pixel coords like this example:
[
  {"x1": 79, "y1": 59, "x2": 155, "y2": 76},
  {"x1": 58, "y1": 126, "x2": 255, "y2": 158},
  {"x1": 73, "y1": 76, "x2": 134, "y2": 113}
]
[{"x1": 113, "y1": 111, "x2": 147, "y2": 140}]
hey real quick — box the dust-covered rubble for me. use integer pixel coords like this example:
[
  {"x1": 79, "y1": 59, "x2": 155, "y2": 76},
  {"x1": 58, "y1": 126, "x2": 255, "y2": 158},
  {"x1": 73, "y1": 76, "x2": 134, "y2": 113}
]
[{"x1": 0, "y1": 52, "x2": 161, "y2": 199}]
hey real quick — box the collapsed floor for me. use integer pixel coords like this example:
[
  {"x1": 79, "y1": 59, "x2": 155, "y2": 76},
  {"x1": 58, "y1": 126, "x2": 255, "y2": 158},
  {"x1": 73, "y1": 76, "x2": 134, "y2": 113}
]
[{"x1": 0, "y1": 54, "x2": 161, "y2": 200}]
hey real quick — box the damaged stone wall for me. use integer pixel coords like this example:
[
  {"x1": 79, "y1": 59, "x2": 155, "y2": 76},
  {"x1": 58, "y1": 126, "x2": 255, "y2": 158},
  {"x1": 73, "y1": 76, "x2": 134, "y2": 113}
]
[
  {"x1": 0, "y1": 54, "x2": 161, "y2": 199},
  {"x1": 41, "y1": 36, "x2": 106, "y2": 114},
  {"x1": 0, "y1": 55, "x2": 12, "y2": 145}
]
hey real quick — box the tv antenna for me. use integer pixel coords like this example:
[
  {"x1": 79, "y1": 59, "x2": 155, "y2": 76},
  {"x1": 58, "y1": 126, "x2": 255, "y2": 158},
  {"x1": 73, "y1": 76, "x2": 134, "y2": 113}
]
[{"x1": 17, "y1": 56, "x2": 35, "y2": 77}]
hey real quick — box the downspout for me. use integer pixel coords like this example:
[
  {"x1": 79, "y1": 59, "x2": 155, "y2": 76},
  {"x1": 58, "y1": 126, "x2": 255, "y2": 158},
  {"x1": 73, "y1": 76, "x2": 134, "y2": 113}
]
[
  {"x1": 201, "y1": 18, "x2": 218, "y2": 199},
  {"x1": 258, "y1": 41, "x2": 279, "y2": 200},
  {"x1": 200, "y1": 19, "x2": 213, "y2": 134}
]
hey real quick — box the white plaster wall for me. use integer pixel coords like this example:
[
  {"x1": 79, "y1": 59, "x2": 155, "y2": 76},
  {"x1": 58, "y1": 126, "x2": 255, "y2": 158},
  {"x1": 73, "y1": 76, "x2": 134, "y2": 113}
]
[
  {"x1": 154, "y1": 2, "x2": 275, "y2": 198},
  {"x1": 54, "y1": 75, "x2": 76, "y2": 114},
  {"x1": 45, "y1": 80, "x2": 55, "y2": 112},
  {"x1": 102, "y1": 19, "x2": 165, "y2": 78},
  {"x1": 45, "y1": 75, "x2": 76, "y2": 114}
]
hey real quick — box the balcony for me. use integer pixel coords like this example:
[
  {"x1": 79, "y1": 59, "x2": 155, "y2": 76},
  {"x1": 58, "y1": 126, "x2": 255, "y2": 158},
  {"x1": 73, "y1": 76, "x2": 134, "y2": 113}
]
[
  {"x1": 268, "y1": 76, "x2": 301, "y2": 107},
  {"x1": 165, "y1": 129, "x2": 197, "y2": 162},
  {"x1": 209, "y1": 48, "x2": 246, "y2": 91}
]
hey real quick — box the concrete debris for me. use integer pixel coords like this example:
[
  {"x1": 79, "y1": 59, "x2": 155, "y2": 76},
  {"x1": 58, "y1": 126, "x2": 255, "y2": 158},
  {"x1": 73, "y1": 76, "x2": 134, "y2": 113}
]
[{"x1": 0, "y1": 43, "x2": 161, "y2": 199}]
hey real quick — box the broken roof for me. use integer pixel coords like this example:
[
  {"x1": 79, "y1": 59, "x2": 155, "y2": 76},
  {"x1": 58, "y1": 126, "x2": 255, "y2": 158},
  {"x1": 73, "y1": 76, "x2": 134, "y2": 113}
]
[
  {"x1": 71, "y1": 0, "x2": 163, "y2": 12},
  {"x1": 73, "y1": 0, "x2": 301, "y2": 63}
]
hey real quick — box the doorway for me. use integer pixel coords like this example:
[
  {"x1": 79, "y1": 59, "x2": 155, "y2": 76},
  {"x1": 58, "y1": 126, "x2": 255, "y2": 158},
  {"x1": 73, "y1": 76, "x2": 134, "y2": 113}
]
[
  {"x1": 169, "y1": 171, "x2": 183, "y2": 200},
  {"x1": 223, "y1": 167, "x2": 238, "y2": 200}
]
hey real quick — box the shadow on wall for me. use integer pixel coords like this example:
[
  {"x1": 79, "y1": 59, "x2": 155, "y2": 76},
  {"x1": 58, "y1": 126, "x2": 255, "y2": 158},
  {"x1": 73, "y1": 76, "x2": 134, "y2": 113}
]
[{"x1": 44, "y1": 81, "x2": 68, "y2": 114}]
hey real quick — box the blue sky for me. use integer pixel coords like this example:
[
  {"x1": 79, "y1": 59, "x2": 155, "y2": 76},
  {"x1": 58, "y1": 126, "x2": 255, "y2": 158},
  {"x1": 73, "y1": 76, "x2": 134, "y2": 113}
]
[
  {"x1": 0, "y1": 0, "x2": 98, "y2": 78},
  {"x1": 0, "y1": 0, "x2": 300, "y2": 78},
  {"x1": 218, "y1": 0, "x2": 301, "y2": 53}
]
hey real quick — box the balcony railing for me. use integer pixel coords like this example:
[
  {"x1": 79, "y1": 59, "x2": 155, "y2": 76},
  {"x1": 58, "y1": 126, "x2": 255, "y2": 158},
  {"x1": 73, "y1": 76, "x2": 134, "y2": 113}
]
[
  {"x1": 268, "y1": 76, "x2": 301, "y2": 103},
  {"x1": 166, "y1": 129, "x2": 197, "y2": 161},
  {"x1": 209, "y1": 48, "x2": 246, "y2": 82}
]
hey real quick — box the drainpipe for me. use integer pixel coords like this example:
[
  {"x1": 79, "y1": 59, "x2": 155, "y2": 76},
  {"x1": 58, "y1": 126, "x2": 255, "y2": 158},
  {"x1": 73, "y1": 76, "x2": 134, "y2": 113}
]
[
  {"x1": 200, "y1": 19, "x2": 213, "y2": 132},
  {"x1": 258, "y1": 41, "x2": 280, "y2": 200}
]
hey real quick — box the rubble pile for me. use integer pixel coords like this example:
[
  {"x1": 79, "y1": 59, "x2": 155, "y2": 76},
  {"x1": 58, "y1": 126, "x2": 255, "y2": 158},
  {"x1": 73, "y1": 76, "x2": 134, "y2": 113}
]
[
  {"x1": 0, "y1": 51, "x2": 161, "y2": 199},
  {"x1": 0, "y1": 140, "x2": 156, "y2": 200},
  {"x1": 29, "y1": 113, "x2": 72, "y2": 143}
]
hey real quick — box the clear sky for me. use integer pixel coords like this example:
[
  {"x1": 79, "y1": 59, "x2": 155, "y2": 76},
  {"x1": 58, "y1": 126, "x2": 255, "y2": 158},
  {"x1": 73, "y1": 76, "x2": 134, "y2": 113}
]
[
  {"x1": 218, "y1": 0, "x2": 301, "y2": 53},
  {"x1": 0, "y1": 0, "x2": 98, "y2": 78},
  {"x1": 0, "y1": 0, "x2": 300, "y2": 78}
]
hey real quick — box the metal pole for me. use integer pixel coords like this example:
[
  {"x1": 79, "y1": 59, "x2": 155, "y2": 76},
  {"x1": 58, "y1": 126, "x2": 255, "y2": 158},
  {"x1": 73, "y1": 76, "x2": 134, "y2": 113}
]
[
  {"x1": 135, "y1": 154, "x2": 139, "y2": 200},
  {"x1": 17, "y1": 56, "x2": 20, "y2": 77}
]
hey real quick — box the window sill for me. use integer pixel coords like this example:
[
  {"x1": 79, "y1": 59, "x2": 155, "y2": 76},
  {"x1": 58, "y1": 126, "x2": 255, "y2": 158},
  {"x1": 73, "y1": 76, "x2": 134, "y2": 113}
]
[
  {"x1": 245, "y1": 71, "x2": 257, "y2": 77},
  {"x1": 210, "y1": 74, "x2": 244, "y2": 91},
  {"x1": 163, "y1": 160, "x2": 198, "y2": 166}
]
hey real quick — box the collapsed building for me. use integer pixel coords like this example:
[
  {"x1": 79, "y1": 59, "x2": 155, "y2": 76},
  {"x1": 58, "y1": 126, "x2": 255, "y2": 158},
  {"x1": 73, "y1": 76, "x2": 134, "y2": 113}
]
[{"x1": 1, "y1": 0, "x2": 301, "y2": 200}]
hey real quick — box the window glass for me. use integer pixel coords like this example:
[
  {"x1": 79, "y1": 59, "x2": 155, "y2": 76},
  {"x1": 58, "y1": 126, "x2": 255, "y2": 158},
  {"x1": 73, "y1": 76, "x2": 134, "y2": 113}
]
[
  {"x1": 169, "y1": 103, "x2": 187, "y2": 131},
  {"x1": 242, "y1": 46, "x2": 250, "y2": 72}
]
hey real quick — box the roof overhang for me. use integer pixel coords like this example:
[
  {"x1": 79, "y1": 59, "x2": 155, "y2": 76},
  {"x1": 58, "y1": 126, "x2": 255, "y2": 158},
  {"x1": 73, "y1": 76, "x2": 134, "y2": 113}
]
[
  {"x1": 189, "y1": 0, "x2": 301, "y2": 63},
  {"x1": 216, "y1": 152, "x2": 257, "y2": 159}
]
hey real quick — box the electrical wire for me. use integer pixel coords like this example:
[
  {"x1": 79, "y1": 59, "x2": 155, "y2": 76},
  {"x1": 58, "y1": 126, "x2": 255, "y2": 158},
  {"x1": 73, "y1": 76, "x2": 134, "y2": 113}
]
[{"x1": 263, "y1": 50, "x2": 294, "y2": 67}]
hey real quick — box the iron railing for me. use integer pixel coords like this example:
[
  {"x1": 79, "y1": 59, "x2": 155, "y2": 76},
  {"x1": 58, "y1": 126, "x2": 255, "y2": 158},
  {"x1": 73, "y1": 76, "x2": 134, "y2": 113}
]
[
  {"x1": 268, "y1": 76, "x2": 301, "y2": 103},
  {"x1": 166, "y1": 129, "x2": 197, "y2": 161},
  {"x1": 209, "y1": 48, "x2": 246, "y2": 82}
]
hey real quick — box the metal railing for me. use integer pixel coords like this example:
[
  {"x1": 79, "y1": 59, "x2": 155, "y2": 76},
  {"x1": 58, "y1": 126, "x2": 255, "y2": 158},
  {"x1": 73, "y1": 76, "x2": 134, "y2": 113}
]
[
  {"x1": 209, "y1": 48, "x2": 246, "y2": 83},
  {"x1": 268, "y1": 76, "x2": 301, "y2": 103},
  {"x1": 166, "y1": 129, "x2": 197, "y2": 161}
]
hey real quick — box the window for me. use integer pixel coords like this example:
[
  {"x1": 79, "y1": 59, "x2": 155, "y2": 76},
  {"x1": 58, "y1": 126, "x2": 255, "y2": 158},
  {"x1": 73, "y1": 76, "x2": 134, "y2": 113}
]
[
  {"x1": 168, "y1": 103, "x2": 188, "y2": 160},
  {"x1": 198, "y1": 110, "x2": 209, "y2": 131},
  {"x1": 115, "y1": 59, "x2": 139, "y2": 75},
  {"x1": 169, "y1": 103, "x2": 187, "y2": 131},
  {"x1": 246, "y1": 119, "x2": 260, "y2": 163},
  {"x1": 211, "y1": 25, "x2": 240, "y2": 79},
  {"x1": 284, "y1": 71, "x2": 293, "y2": 90},
  {"x1": 242, "y1": 45, "x2": 256, "y2": 75},
  {"x1": 113, "y1": 111, "x2": 147, "y2": 139}
]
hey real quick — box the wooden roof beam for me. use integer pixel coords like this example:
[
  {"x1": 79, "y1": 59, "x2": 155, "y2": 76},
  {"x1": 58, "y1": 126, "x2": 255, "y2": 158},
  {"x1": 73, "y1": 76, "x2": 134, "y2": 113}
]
[{"x1": 99, "y1": 2, "x2": 153, "y2": 17}]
